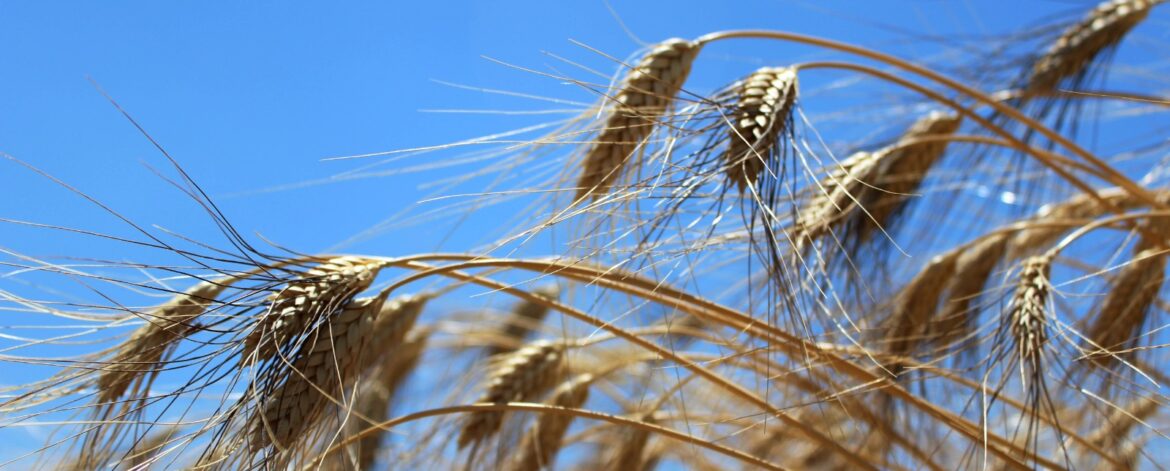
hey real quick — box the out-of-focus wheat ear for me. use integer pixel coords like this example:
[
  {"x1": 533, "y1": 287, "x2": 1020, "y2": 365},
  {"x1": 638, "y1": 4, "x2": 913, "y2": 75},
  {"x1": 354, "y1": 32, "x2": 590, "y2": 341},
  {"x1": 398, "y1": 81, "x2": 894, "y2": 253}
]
[
  {"x1": 885, "y1": 253, "x2": 958, "y2": 368},
  {"x1": 125, "y1": 426, "x2": 179, "y2": 468},
  {"x1": 457, "y1": 340, "x2": 569, "y2": 449},
  {"x1": 931, "y1": 235, "x2": 1008, "y2": 345},
  {"x1": 1007, "y1": 188, "x2": 1138, "y2": 259},
  {"x1": 1087, "y1": 396, "x2": 1160, "y2": 449},
  {"x1": 251, "y1": 292, "x2": 391, "y2": 453},
  {"x1": 1008, "y1": 255, "x2": 1053, "y2": 383},
  {"x1": 487, "y1": 284, "x2": 560, "y2": 357},
  {"x1": 242, "y1": 256, "x2": 382, "y2": 365},
  {"x1": 1085, "y1": 231, "x2": 1166, "y2": 368},
  {"x1": 796, "y1": 112, "x2": 960, "y2": 251},
  {"x1": 98, "y1": 279, "x2": 229, "y2": 406},
  {"x1": 344, "y1": 330, "x2": 430, "y2": 470},
  {"x1": 505, "y1": 373, "x2": 593, "y2": 471},
  {"x1": 606, "y1": 413, "x2": 656, "y2": 470},
  {"x1": 576, "y1": 39, "x2": 699, "y2": 201},
  {"x1": 1026, "y1": 0, "x2": 1159, "y2": 95},
  {"x1": 723, "y1": 66, "x2": 798, "y2": 192}
]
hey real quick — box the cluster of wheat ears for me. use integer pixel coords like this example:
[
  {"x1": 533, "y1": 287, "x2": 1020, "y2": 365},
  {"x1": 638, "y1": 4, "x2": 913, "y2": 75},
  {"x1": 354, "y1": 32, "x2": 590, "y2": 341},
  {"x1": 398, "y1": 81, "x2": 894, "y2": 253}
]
[{"x1": 2, "y1": 0, "x2": 1169, "y2": 469}]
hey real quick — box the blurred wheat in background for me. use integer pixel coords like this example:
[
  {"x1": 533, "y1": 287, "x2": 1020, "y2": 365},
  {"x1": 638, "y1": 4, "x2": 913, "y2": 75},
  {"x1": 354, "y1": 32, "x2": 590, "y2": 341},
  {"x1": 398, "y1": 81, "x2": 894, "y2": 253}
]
[{"x1": 1, "y1": 0, "x2": 1169, "y2": 469}]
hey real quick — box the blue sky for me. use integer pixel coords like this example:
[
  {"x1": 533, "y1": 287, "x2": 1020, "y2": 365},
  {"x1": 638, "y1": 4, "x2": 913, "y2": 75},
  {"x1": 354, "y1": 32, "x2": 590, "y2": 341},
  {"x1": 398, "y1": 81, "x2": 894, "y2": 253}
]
[{"x1": 0, "y1": 0, "x2": 1155, "y2": 466}]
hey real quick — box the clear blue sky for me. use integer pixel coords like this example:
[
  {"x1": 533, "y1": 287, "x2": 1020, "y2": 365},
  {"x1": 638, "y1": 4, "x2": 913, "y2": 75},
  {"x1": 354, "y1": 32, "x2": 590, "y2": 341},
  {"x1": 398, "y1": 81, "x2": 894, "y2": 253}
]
[{"x1": 0, "y1": 0, "x2": 1149, "y2": 465}]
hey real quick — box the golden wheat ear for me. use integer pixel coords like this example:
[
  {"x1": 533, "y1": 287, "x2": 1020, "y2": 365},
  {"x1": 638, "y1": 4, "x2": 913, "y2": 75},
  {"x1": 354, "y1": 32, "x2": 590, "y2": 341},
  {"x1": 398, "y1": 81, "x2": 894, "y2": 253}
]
[
  {"x1": 796, "y1": 112, "x2": 961, "y2": 252},
  {"x1": 342, "y1": 329, "x2": 430, "y2": 469},
  {"x1": 724, "y1": 67, "x2": 798, "y2": 193},
  {"x1": 1084, "y1": 226, "x2": 1166, "y2": 368},
  {"x1": 576, "y1": 39, "x2": 699, "y2": 201},
  {"x1": 1026, "y1": 0, "x2": 1160, "y2": 95},
  {"x1": 242, "y1": 257, "x2": 382, "y2": 365},
  {"x1": 457, "y1": 340, "x2": 568, "y2": 449},
  {"x1": 505, "y1": 373, "x2": 593, "y2": 471},
  {"x1": 1008, "y1": 255, "x2": 1053, "y2": 383}
]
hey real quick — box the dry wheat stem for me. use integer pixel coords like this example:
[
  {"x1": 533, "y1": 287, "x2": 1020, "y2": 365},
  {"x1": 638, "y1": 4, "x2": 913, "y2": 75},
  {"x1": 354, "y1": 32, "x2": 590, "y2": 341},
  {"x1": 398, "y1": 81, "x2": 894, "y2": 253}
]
[{"x1": 576, "y1": 39, "x2": 699, "y2": 200}]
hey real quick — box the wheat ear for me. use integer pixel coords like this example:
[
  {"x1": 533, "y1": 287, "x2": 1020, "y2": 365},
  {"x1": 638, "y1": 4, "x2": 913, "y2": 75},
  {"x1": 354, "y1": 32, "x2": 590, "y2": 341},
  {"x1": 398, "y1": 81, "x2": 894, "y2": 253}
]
[
  {"x1": 1027, "y1": 0, "x2": 1159, "y2": 94},
  {"x1": 343, "y1": 329, "x2": 430, "y2": 469},
  {"x1": 886, "y1": 253, "x2": 959, "y2": 364},
  {"x1": 242, "y1": 257, "x2": 381, "y2": 365},
  {"x1": 99, "y1": 279, "x2": 229, "y2": 406},
  {"x1": 252, "y1": 291, "x2": 424, "y2": 453},
  {"x1": 487, "y1": 284, "x2": 559, "y2": 357},
  {"x1": 1085, "y1": 231, "x2": 1166, "y2": 367},
  {"x1": 576, "y1": 39, "x2": 699, "y2": 200},
  {"x1": 724, "y1": 66, "x2": 798, "y2": 192},
  {"x1": 796, "y1": 111, "x2": 960, "y2": 249},
  {"x1": 1009, "y1": 256, "x2": 1053, "y2": 382},
  {"x1": 457, "y1": 340, "x2": 568, "y2": 449},
  {"x1": 506, "y1": 373, "x2": 593, "y2": 471}
]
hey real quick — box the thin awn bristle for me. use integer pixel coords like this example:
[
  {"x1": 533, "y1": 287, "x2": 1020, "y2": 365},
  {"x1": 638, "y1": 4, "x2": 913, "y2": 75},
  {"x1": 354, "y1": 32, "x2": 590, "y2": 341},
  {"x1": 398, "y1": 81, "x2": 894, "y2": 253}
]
[
  {"x1": 797, "y1": 112, "x2": 960, "y2": 249},
  {"x1": 242, "y1": 257, "x2": 382, "y2": 365},
  {"x1": 487, "y1": 284, "x2": 560, "y2": 357},
  {"x1": 506, "y1": 373, "x2": 593, "y2": 471},
  {"x1": 576, "y1": 39, "x2": 699, "y2": 200},
  {"x1": 457, "y1": 340, "x2": 568, "y2": 449},
  {"x1": 1027, "y1": 0, "x2": 1159, "y2": 94},
  {"x1": 98, "y1": 279, "x2": 230, "y2": 406},
  {"x1": 252, "y1": 292, "x2": 394, "y2": 453},
  {"x1": 724, "y1": 66, "x2": 798, "y2": 192}
]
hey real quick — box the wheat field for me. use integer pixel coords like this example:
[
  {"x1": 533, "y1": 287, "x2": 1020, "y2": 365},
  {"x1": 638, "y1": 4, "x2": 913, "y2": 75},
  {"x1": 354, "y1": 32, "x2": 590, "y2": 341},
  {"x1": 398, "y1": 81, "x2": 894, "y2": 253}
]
[{"x1": 1, "y1": 1, "x2": 1169, "y2": 469}]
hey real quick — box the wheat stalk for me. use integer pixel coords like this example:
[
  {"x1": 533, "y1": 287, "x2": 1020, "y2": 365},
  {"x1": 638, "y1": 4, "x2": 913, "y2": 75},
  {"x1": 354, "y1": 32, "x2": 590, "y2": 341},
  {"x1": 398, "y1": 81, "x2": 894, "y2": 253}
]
[
  {"x1": 576, "y1": 39, "x2": 699, "y2": 200},
  {"x1": 457, "y1": 340, "x2": 568, "y2": 449},
  {"x1": 724, "y1": 66, "x2": 798, "y2": 192}
]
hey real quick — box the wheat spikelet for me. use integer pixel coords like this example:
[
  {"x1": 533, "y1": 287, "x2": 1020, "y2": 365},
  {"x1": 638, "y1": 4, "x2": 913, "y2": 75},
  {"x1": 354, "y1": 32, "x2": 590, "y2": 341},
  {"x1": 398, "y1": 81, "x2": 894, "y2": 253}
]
[
  {"x1": 576, "y1": 39, "x2": 698, "y2": 200},
  {"x1": 796, "y1": 112, "x2": 960, "y2": 249},
  {"x1": 886, "y1": 253, "x2": 959, "y2": 363},
  {"x1": 242, "y1": 257, "x2": 381, "y2": 365},
  {"x1": 1085, "y1": 231, "x2": 1166, "y2": 366},
  {"x1": 606, "y1": 413, "x2": 655, "y2": 470},
  {"x1": 98, "y1": 280, "x2": 229, "y2": 406},
  {"x1": 932, "y1": 234, "x2": 1008, "y2": 344},
  {"x1": 486, "y1": 284, "x2": 559, "y2": 357},
  {"x1": 505, "y1": 373, "x2": 593, "y2": 471},
  {"x1": 343, "y1": 330, "x2": 429, "y2": 469},
  {"x1": 252, "y1": 292, "x2": 392, "y2": 452},
  {"x1": 724, "y1": 66, "x2": 798, "y2": 192},
  {"x1": 1007, "y1": 188, "x2": 1138, "y2": 258},
  {"x1": 1027, "y1": 0, "x2": 1158, "y2": 94},
  {"x1": 457, "y1": 340, "x2": 568, "y2": 449},
  {"x1": 1009, "y1": 256, "x2": 1052, "y2": 376}
]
